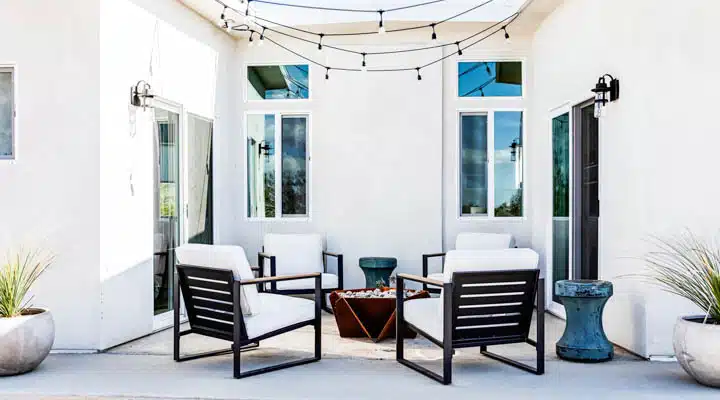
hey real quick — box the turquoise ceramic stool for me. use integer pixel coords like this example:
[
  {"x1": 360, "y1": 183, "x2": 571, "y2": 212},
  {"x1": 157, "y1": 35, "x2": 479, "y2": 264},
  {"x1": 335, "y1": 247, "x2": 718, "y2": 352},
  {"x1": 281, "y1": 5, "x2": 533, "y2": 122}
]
[
  {"x1": 358, "y1": 257, "x2": 397, "y2": 288},
  {"x1": 555, "y1": 280, "x2": 614, "y2": 362}
]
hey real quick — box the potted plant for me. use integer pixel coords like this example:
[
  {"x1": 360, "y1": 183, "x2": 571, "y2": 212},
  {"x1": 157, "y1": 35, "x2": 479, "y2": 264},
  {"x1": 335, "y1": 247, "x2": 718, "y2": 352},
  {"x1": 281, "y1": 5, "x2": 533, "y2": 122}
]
[
  {"x1": 644, "y1": 233, "x2": 720, "y2": 387},
  {"x1": 0, "y1": 250, "x2": 54, "y2": 376}
]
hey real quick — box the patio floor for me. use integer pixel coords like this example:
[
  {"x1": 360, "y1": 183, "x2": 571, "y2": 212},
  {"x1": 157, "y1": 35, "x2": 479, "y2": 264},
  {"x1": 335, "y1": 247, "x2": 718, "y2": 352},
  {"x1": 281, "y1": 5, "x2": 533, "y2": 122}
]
[{"x1": 0, "y1": 313, "x2": 716, "y2": 399}]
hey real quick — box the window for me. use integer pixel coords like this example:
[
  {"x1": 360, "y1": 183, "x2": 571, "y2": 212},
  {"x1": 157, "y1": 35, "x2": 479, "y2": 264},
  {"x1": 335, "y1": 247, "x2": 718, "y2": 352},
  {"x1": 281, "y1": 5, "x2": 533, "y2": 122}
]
[
  {"x1": 247, "y1": 113, "x2": 309, "y2": 219},
  {"x1": 0, "y1": 67, "x2": 14, "y2": 159},
  {"x1": 459, "y1": 111, "x2": 524, "y2": 217},
  {"x1": 247, "y1": 65, "x2": 309, "y2": 100},
  {"x1": 458, "y1": 61, "x2": 522, "y2": 98}
]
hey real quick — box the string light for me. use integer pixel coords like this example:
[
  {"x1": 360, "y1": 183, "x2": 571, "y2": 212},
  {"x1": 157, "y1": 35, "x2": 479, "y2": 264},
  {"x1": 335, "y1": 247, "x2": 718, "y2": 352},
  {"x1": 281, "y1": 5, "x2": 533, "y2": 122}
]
[
  {"x1": 248, "y1": 31, "x2": 255, "y2": 46},
  {"x1": 416, "y1": 67, "x2": 422, "y2": 81},
  {"x1": 503, "y1": 25, "x2": 511, "y2": 44},
  {"x1": 318, "y1": 33, "x2": 324, "y2": 51},
  {"x1": 361, "y1": 53, "x2": 367, "y2": 72},
  {"x1": 378, "y1": 10, "x2": 386, "y2": 34},
  {"x1": 456, "y1": 42, "x2": 463, "y2": 56},
  {"x1": 258, "y1": 27, "x2": 266, "y2": 46},
  {"x1": 325, "y1": 67, "x2": 330, "y2": 80},
  {"x1": 485, "y1": 63, "x2": 491, "y2": 74},
  {"x1": 430, "y1": 23, "x2": 437, "y2": 41}
]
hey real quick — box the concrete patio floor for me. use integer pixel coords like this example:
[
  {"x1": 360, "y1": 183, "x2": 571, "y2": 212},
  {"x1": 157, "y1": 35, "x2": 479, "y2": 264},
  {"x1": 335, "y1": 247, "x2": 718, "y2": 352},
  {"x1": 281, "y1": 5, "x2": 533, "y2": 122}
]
[{"x1": 1, "y1": 313, "x2": 717, "y2": 399}]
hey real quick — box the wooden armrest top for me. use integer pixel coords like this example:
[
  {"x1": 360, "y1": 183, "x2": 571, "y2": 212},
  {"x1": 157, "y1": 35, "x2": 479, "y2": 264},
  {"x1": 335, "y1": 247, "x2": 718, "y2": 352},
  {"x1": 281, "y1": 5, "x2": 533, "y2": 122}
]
[
  {"x1": 258, "y1": 252, "x2": 275, "y2": 259},
  {"x1": 423, "y1": 252, "x2": 446, "y2": 258},
  {"x1": 398, "y1": 273, "x2": 443, "y2": 287},
  {"x1": 322, "y1": 251, "x2": 342, "y2": 257},
  {"x1": 240, "y1": 272, "x2": 320, "y2": 285}
]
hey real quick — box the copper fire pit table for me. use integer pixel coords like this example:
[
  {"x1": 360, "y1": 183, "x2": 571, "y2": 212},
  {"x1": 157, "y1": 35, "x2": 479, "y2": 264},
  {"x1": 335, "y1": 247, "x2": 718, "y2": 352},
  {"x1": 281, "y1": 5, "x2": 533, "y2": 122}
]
[{"x1": 330, "y1": 287, "x2": 429, "y2": 343}]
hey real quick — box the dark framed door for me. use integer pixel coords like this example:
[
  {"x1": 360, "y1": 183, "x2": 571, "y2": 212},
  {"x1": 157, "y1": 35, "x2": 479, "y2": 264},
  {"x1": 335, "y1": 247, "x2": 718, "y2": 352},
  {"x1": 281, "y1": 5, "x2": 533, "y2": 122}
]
[{"x1": 573, "y1": 101, "x2": 599, "y2": 280}]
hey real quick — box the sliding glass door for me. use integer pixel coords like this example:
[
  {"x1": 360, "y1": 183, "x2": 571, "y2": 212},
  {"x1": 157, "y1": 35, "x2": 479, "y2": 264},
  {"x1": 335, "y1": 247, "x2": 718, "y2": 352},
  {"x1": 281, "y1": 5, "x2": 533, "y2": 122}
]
[
  {"x1": 186, "y1": 114, "x2": 214, "y2": 245},
  {"x1": 550, "y1": 110, "x2": 571, "y2": 314}
]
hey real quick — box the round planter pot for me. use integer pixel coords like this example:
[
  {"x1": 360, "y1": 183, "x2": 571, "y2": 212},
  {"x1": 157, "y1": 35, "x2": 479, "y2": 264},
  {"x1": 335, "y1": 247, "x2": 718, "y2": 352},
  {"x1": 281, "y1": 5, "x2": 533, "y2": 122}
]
[
  {"x1": 0, "y1": 308, "x2": 55, "y2": 376},
  {"x1": 673, "y1": 316, "x2": 720, "y2": 388}
]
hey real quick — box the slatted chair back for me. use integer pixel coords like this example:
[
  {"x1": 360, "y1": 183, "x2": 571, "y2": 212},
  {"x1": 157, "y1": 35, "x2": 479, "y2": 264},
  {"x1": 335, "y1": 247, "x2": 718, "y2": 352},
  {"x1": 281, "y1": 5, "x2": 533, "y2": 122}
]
[
  {"x1": 176, "y1": 264, "x2": 246, "y2": 341},
  {"x1": 450, "y1": 269, "x2": 539, "y2": 346}
]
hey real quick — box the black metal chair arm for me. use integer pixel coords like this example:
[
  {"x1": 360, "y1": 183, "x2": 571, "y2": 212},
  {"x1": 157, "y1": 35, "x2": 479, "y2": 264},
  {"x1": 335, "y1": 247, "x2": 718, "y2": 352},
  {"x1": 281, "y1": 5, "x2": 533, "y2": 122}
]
[
  {"x1": 240, "y1": 272, "x2": 321, "y2": 286},
  {"x1": 397, "y1": 273, "x2": 443, "y2": 287},
  {"x1": 322, "y1": 251, "x2": 342, "y2": 258},
  {"x1": 258, "y1": 252, "x2": 275, "y2": 260},
  {"x1": 422, "y1": 252, "x2": 446, "y2": 259}
]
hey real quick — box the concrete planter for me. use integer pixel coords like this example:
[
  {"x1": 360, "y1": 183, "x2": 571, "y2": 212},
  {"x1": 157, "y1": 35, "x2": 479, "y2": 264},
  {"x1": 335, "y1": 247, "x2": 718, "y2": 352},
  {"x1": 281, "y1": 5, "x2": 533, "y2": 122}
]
[
  {"x1": 673, "y1": 316, "x2": 720, "y2": 388},
  {"x1": 0, "y1": 308, "x2": 55, "y2": 376}
]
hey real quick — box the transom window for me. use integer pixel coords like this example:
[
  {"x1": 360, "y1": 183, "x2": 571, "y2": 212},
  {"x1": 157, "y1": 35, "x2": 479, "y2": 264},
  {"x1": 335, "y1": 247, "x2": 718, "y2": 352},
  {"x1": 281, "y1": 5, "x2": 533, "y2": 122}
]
[
  {"x1": 246, "y1": 113, "x2": 309, "y2": 219},
  {"x1": 460, "y1": 111, "x2": 524, "y2": 218},
  {"x1": 247, "y1": 64, "x2": 309, "y2": 100},
  {"x1": 458, "y1": 61, "x2": 523, "y2": 98},
  {"x1": 0, "y1": 67, "x2": 14, "y2": 159}
]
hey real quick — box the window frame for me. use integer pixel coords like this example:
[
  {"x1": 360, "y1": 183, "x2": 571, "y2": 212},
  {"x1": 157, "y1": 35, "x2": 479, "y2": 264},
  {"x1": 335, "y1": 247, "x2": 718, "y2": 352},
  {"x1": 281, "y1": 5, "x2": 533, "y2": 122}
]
[
  {"x1": 0, "y1": 65, "x2": 16, "y2": 161},
  {"x1": 456, "y1": 107, "x2": 527, "y2": 221},
  {"x1": 456, "y1": 59, "x2": 526, "y2": 101},
  {"x1": 244, "y1": 62, "x2": 312, "y2": 103},
  {"x1": 244, "y1": 110, "x2": 312, "y2": 222}
]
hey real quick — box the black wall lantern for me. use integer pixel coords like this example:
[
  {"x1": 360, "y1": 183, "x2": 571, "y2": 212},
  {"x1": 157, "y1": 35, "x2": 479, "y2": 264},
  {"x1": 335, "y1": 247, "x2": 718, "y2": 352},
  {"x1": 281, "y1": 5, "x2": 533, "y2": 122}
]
[
  {"x1": 130, "y1": 80, "x2": 154, "y2": 110},
  {"x1": 591, "y1": 74, "x2": 619, "y2": 118},
  {"x1": 259, "y1": 140, "x2": 273, "y2": 157}
]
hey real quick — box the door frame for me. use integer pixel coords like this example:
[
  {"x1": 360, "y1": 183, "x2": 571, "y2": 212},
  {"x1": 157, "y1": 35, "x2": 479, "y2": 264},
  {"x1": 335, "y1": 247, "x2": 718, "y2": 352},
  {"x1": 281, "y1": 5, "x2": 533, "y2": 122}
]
[
  {"x1": 546, "y1": 104, "x2": 574, "y2": 317},
  {"x1": 152, "y1": 97, "x2": 186, "y2": 331}
]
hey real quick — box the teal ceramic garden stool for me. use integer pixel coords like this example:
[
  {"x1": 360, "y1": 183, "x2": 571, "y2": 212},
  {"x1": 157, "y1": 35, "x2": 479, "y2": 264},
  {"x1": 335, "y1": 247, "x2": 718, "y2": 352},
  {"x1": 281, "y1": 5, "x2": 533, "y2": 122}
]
[
  {"x1": 555, "y1": 280, "x2": 614, "y2": 362},
  {"x1": 358, "y1": 257, "x2": 397, "y2": 288}
]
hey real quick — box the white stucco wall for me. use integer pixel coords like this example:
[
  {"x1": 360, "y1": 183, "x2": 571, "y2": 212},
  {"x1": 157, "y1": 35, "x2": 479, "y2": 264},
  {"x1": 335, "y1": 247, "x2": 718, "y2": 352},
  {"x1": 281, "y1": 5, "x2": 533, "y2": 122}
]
[
  {"x1": 97, "y1": 0, "x2": 235, "y2": 349},
  {"x1": 0, "y1": 0, "x2": 102, "y2": 350},
  {"x1": 529, "y1": 0, "x2": 720, "y2": 357}
]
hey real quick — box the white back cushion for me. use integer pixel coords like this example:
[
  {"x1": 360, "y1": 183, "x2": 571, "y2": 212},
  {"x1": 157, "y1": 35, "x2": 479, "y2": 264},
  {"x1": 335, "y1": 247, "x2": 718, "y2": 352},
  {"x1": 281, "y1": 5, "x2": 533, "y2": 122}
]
[
  {"x1": 454, "y1": 232, "x2": 515, "y2": 250},
  {"x1": 442, "y1": 249, "x2": 539, "y2": 283},
  {"x1": 264, "y1": 234, "x2": 324, "y2": 275},
  {"x1": 175, "y1": 244, "x2": 259, "y2": 316}
]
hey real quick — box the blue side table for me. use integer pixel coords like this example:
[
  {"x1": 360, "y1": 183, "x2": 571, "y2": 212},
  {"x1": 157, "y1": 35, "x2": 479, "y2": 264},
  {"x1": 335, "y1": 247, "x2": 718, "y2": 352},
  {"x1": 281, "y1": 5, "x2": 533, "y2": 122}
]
[
  {"x1": 555, "y1": 280, "x2": 614, "y2": 362},
  {"x1": 358, "y1": 257, "x2": 397, "y2": 288}
]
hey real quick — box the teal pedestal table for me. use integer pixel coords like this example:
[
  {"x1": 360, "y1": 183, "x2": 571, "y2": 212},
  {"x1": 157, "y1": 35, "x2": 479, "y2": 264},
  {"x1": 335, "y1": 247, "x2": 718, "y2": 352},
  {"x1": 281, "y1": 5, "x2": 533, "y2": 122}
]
[
  {"x1": 358, "y1": 257, "x2": 397, "y2": 288},
  {"x1": 555, "y1": 280, "x2": 614, "y2": 362}
]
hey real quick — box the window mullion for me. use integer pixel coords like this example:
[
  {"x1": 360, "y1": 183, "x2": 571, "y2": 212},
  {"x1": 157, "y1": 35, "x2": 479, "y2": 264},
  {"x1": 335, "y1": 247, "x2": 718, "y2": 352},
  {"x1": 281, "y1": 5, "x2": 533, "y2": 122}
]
[
  {"x1": 488, "y1": 110, "x2": 495, "y2": 218},
  {"x1": 275, "y1": 114, "x2": 282, "y2": 219}
]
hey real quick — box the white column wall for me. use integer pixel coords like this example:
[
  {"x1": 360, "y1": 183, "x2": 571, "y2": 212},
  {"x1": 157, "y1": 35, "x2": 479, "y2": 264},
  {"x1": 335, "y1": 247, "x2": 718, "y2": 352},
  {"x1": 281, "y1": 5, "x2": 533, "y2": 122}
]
[
  {"x1": 529, "y1": 0, "x2": 720, "y2": 357},
  {"x1": 0, "y1": 0, "x2": 102, "y2": 350}
]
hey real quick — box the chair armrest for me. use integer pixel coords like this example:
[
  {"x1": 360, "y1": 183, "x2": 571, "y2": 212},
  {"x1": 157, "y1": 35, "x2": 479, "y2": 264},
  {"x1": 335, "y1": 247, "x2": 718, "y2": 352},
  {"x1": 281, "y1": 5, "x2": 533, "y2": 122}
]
[
  {"x1": 258, "y1": 252, "x2": 275, "y2": 261},
  {"x1": 258, "y1": 252, "x2": 277, "y2": 292},
  {"x1": 421, "y1": 253, "x2": 445, "y2": 291},
  {"x1": 240, "y1": 272, "x2": 321, "y2": 286},
  {"x1": 423, "y1": 252, "x2": 446, "y2": 259},
  {"x1": 397, "y1": 273, "x2": 443, "y2": 287},
  {"x1": 322, "y1": 251, "x2": 344, "y2": 290}
]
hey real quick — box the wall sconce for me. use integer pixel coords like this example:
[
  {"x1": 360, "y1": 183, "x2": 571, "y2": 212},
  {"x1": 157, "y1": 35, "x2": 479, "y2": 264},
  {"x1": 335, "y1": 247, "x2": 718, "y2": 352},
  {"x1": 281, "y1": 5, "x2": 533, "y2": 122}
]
[
  {"x1": 259, "y1": 140, "x2": 273, "y2": 157},
  {"x1": 591, "y1": 74, "x2": 619, "y2": 118},
  {"x1": 509, "y1": 138, "x2": 521, "y2": 162},
  {"x1": 130, "y1": 80, "x2": 154, "y2": 110}
]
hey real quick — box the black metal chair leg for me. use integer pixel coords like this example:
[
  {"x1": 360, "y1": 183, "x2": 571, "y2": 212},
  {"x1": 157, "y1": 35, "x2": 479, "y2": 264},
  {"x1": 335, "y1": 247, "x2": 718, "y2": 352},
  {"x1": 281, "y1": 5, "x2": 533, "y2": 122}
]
[{"x1": 480, "y1": 345, "x2": 543, "y2": 375}]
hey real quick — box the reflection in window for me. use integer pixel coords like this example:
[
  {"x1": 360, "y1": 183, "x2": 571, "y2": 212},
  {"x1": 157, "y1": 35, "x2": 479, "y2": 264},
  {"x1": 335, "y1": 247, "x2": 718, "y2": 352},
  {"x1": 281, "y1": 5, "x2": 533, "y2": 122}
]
[
  {"x1": 247, "y1": 114, "x2": 276, "y2": 218},
  {"x1": 247, "y1": 65, "x2": 309, "y2": 100},
  {"x1": 552, "y1": 112, "x2": 570, "y2": 303},
  {"x1": 247, "y1": 114, "x2": 309, "y2": 219},
  {"x1": 187, "y1": 116, "x2": 214, "y2": 245},
  {"x1": 458, "y1": 61, "x2": 522, "y2": 97},
  {"x1": 281, "y1": 116, "x2": 308, "y2": 216},
  {"x1": 0, "y1": 69, "x2": 14, "y2": 158},
  {"x1": 460, "y1": 113, "x2": 488, "y2": 216},
  {"x1": 494, "y1": 111, "x2": 523, "y2": 217}
]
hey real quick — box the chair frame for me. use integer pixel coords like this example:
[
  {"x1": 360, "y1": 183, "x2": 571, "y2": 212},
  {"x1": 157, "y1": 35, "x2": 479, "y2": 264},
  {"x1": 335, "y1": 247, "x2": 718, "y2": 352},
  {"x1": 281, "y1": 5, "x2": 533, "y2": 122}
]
[
  {"x1": 174, "y1": 263, "x2": 322, "y2": 379},
  {"x1": 396, "y1": 271, "x2": 545, "y2": 385},
  {"x1": 421, "y1": 252, "x2": 446, "y2": 294},
  {"x1": 259, "y1": 249, "x2": 344, "y2": 313}
]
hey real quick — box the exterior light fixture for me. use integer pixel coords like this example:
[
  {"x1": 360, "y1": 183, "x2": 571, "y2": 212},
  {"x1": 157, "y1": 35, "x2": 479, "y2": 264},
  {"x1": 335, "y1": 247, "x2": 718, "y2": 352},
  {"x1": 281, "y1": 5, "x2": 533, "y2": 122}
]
[
  {"x1": 130, "y1": 81, "x2": 154, "y2": 110},
  {"x1": 259, "y1": 140, "x2": 273, "y2": 156},
  {"x1": 591, "y1": 74, "x2": 620, "y2": 118}
]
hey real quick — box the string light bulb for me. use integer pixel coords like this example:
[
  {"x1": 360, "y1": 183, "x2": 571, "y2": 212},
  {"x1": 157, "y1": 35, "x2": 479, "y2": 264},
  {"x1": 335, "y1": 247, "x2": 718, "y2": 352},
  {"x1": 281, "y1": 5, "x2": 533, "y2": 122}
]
[
  {"x1": 485, "y1": 62, "x2": 491, "y2": 75},
  {"x1": 318, "y1": 33, "x2": 324, "y2": 52},
  {"x1": 220, "y1": 6, "x2": 227, "y2": 22},
  {"x1": 430, "y1": 23, "x2": 437, "y2": 41},
  {"x1": 361, "y1": 53, "x2": 367, "y2": 72},
  {"x1": 248, "y1": 31, "x2": 254, "y2": 47},
  {"x1": 258, "y1": 27, "x2": 265, "y2": 46},
  {"x1": 456, "y1": 42, "x2": 463, "y2": 56},
  {"x1": 325, "y1": 67, "x2": 330, "y2": 80},
  {"x1": 378, "y1": 11, "x2": 386, "y2": 34},
  {"x1": 502, "y1": 26, "x2": 511, "y2": 44},
  {"x1": 416, "y1": 67, "x2": 422, "y2": 81}
]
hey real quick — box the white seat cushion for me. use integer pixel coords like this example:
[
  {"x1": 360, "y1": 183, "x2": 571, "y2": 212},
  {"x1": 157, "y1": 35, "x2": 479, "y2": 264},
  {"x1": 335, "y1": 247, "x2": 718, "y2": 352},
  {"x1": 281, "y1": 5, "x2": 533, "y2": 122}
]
[
  {"x1": 175, "y1": 244, "x2": 260, "y2": 316},
  {"x1": 244, "y1": 293, "x2": 315, "y2": 339},
  {"x1": 263, "y1": 272, "x2": 338, "y2": 291},
  {"x1": 426, "y1": 273, "x2": 444, "y2": 285},
  {"x1": 455, "y1": 232, "x2": 515, "y2": 250},
  {"x1": 442, "y1": 249, "x2": 539, "y2": 283},
  {"x1": 405, "y1": 298, "x2": 444, "y2": 342},
  {"x1": 264, "y1": 233, "x2": 324, "y2": 276}
]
